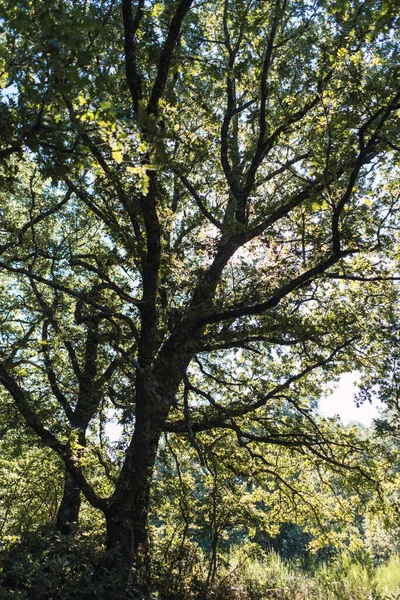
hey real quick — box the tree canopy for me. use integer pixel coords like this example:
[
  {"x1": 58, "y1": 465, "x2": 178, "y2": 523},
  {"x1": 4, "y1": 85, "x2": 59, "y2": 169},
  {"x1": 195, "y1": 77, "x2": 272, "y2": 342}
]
[{"x1": 0, "y1": 0, "x2": 399, "y2": 596}]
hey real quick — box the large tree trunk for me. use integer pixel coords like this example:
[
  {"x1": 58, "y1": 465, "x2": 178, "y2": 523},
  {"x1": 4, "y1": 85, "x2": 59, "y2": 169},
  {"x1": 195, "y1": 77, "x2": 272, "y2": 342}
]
[
  {"x1": 56, "y1": 471, "x2": 81, "y2": 534},
  {"x1": 104, "y1": 500, "x2": 151, "y2": 598},
  {"x1": 56, "y1": 428, "x2": 88, "y2": 534},
  {"x1": 102, "y1": 365, "x2": 182, "y2": 598},
  {"x1": 103, "y1": 439, "x2": 158, "y2": 599},
  {"x1": 104, "y1": 418, "x2": 163, "y2": 593}
]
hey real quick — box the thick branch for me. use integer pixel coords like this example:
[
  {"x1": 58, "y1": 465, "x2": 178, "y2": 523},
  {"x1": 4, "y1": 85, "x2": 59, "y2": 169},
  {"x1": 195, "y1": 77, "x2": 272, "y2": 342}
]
[
  {"x1": 147, "y1": 0, "x2": 194, "y2": 116},
  {"x1": 172, "y1": 168, "x2": 223, "y2": 229},
  {"x1": 41, "y1": 321, "x2": 75, "y2": 422},
  {"x1": 0, "y1": 363, "x2": 106, "y2": 510},
  {"x1": 0, "y1": 261, "x2": 136, "y2": 331},
  {"x1": 122, "y1": 0, "x2": 145, "y2": 111},
  {"x1": 195, "y1": 253, "x2": 346, "y2": 327},
  {"x1": 0, "y1": 187, "x2": 72, "y2": 256},
  {"x1": 165, "y1": 340, "x2": 353, "y2": 433}
]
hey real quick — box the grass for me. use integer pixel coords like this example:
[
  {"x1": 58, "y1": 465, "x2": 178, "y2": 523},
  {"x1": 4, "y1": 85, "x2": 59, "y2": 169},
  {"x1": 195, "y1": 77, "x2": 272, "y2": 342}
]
[
  {"x1": 375, "y1": 554, "x2": 400, "y2": 597},
  {"x1": 213, "y1": 548, "x2": 400, "y2": 600}
]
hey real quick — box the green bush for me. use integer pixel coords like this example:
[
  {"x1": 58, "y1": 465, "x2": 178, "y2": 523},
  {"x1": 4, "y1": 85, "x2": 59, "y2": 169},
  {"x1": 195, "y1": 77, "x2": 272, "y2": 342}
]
[{"x1": 0, "y1": 526, "x2": 108, "y2": 600}]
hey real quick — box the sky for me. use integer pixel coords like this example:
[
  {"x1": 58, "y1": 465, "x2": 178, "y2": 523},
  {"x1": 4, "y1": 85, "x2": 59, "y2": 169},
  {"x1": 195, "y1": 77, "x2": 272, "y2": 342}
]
[{"x1": 319, "y1": 372, "x2": 381, "y2": 425}]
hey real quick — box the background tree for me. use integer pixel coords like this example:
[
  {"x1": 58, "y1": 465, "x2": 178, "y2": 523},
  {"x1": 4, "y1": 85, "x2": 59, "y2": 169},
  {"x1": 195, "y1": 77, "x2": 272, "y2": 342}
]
[
  {"x1": 150, "y1": 425, "x2": 383, "y2": 597},
  {"x1": 0, "y1": 397, "x2": 63, "y2": 538},
  {"x1": 0, "y1": 0, "x2": 399, "y2": 596}
]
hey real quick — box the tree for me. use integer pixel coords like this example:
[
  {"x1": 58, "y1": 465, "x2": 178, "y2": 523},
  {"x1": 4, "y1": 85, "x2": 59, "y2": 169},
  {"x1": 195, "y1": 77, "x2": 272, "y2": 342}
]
[
  {"x1": 0, "y1": 0, "x2": 399, "y2": 596},
  {"x1": 0, "y1": 418, "x2": 63, "y2": 538}
]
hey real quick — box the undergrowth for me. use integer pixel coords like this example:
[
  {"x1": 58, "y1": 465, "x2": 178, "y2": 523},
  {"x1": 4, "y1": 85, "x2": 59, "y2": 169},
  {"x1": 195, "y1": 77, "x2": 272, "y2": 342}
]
[{"x1": 1, "y1": 532, "x2": 400, "y2": 599}]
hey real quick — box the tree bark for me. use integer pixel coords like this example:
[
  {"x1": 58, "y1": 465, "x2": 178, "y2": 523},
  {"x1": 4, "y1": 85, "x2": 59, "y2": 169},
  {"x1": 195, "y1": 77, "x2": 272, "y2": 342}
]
[
  {"x1": 104, "y1": 503, "x2": 150, "y2": 598},
  {"x1": 103, "y1": 437, "x2": 157, "y2": 599},
  {"x1": 102, "y1": 364, "x2": 183, "y2": 597},
  {"x1": 103, "y1": 419, "x2": 159, "y2": 591},
  {"x1": 56, "y1": 471, "x2": 81, "y2": 534}
]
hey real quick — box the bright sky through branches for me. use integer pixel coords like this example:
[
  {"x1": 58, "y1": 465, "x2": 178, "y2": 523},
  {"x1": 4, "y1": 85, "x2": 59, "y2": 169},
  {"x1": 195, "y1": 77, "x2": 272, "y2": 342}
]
[{"x1": 319, "y1": 372, "x2": 381, "y2": 425}]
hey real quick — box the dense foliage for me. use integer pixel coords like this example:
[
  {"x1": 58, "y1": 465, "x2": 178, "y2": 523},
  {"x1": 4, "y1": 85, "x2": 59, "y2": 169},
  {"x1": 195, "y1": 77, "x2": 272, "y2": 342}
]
[{"x1": 0, "y1": 0, "x2": 399, "y2": 597}]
